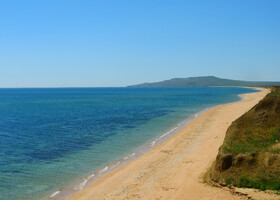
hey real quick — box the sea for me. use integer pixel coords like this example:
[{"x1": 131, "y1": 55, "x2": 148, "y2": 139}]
[{"x1": 0, "y1": 87, "x2": 256, "y2": 200}]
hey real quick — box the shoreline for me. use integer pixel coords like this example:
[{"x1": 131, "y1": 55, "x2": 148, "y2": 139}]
[
  {"x1": 64, "y1": 87, "x2": 269, "y2": 200},
  {"x1": 46, "y1": 102, "x2": 212, "y2": 200}
]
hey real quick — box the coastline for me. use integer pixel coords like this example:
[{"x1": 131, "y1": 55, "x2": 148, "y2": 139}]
[
  {"x1": 64, "y1": 87, "x2": 269, "y2": 200},
  {"x1": 46, "y1": 100, "x2": 212, "y2": 200}
]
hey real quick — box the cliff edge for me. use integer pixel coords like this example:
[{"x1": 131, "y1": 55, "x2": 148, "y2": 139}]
[{"x1": 209, "y1": 87, "x2": 280, "y2": 191}]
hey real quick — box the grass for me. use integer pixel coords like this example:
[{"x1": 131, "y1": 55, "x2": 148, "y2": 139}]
[
  {"x1": 222, "y1": 87, "x2": 280, "y2": 155},
  {"x1": 211, "y1": 87, "x2": 280, "y2": 192},
  {"x1": 238, "y1": 176, "x2": 280, "y2": 191},
  {"x1": 223, "y1": 128, "x2": 280, "y2": 154},
  {"x1": 225, "y1": 178, "x2": 232, "y2": 186}
]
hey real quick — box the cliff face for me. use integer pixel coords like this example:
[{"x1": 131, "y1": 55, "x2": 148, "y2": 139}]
[{"x1": 209, "y1": 87, "x2": 280, "y2": 191}]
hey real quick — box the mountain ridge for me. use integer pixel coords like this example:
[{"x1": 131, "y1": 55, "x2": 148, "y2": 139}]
[{"x1": 128, "y1": 76, "x2": 280, "y2": 87}]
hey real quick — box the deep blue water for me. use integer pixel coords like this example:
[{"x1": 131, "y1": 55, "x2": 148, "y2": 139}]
[{"x1": 0, "y1": 87, "x2": 256, "y2": 200}]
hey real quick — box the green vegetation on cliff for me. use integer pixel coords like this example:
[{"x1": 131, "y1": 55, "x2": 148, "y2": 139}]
[
  {"x1": 223, "y1": 87, "x2": 280, "y2": 155},
  {"x1": 128, "y1": 76, "x2": 280, "y2": 87},
  {"x1": 209, "y1": 87, "x2": 280, "y2": 191}
]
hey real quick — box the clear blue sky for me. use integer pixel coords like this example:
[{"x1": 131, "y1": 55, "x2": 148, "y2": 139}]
[{"x1": 0, "y1": 0, "x2": 279, "y2": 87}]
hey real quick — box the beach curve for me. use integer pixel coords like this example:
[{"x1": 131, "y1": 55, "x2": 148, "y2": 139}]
[{"x1": 67, "y1": 88, "x2": 270, "y2": 200}]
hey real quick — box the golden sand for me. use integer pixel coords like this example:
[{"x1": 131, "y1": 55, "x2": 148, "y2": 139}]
[{"x1": 68, "y1": 88, "x2": 270, "y2": 200}]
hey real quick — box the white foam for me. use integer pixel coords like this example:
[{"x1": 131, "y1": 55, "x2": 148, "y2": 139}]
[
  {"x1": 130, "y1": 153, "x2": 135, "y2": 157},
  {"x1": 158, "y1": 135, "x2": 164, "y2": 140},
  {"x1": 87, "y1": 173, "x2": 95, "y2": 179},
  {"x1": 99, "y1": 166, "x2": 108, "y2": 174},
  {"x1": 150, "y1": 141, "x2": 156, "y2": 146},
  {"x1": 116, "y1": 161, "x2": 120, "y2": 166},
  {"x1": 124, "y1": 156, "x2": 129, "y2": 160},
  {"x1": 80, "y1": 179, "x2": 88, "y2": 190},
  {"x1": 50, "y1": 191, "x2": 60, "y2": 198},
  {"x1": 158, "y1": 131, "x2": 170, "y2": 140},
  {"x1": 74, "y1": 178, "x2": 88, "y2": 191}
]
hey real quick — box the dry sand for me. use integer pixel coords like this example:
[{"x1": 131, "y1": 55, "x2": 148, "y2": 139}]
[{"x1": 68, "y1": 88, "x2": 270, "y2": 200}]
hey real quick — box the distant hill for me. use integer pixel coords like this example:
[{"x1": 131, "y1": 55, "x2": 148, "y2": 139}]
[{"x1": 128, "y1": 76, "x2": 280, "y2": 87}]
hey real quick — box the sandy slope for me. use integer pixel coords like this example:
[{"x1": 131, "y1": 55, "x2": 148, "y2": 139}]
[{"x1": 68, "y1": 88, "x2": 269, "y2": 200}]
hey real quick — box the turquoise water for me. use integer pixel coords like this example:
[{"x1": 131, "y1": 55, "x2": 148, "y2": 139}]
[{"x1": 0, "y1": 87, "x2": 256, "y2": 200}]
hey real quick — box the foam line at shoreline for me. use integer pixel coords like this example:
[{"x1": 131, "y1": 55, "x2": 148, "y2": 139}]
[
  {"x1": 67, "y1": 87, "x2": 270, "y2": 200},
  {"x1": 45, "y1": 88, "x2": 260, "y2": 200},
  {"x1": 45, "y1": 105, "x2": 217, "y2": 200}
]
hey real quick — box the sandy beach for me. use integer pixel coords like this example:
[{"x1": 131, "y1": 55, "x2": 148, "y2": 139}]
[{"x1": 68, "y1": 88, "x2": 270, "y2": 200}]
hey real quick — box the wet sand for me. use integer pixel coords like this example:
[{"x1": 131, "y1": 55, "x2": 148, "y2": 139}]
[{"x1": 68, "y1": 88, "x2": 270, "y2": 200}]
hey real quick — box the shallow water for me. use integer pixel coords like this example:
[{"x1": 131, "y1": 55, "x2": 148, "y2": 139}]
[{"x1": 0, "y1": 87, "x2": 256, "y2": 200}]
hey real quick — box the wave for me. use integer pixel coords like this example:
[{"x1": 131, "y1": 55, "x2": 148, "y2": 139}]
[{"x1": 50, "y1": 191, "x2": 60, "y2": 198}]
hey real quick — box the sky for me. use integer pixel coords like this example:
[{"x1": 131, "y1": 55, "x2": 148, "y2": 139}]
[{"x1": 0, "y1": 0, "x2": 279, "y2": 87}]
